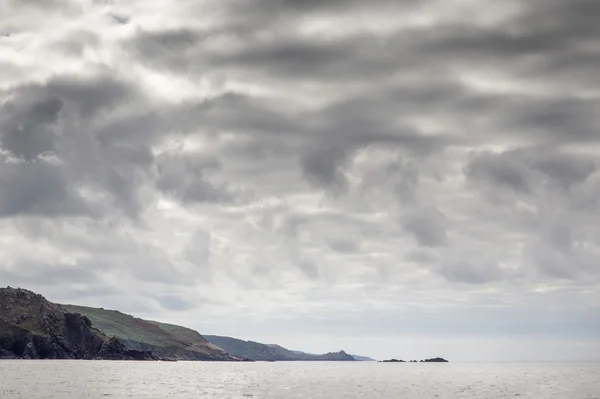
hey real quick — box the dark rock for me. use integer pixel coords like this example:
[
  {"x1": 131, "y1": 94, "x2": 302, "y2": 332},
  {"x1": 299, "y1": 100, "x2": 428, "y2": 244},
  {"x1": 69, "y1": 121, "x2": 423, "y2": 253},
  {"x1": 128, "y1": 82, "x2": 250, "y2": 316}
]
[
  {"x1": 422, "y1": 357, "x2": 449, "y2": 362},
  {"x1": 96, "y1": 337, "x2": 157, "y2": 361},
  {"x1": 380, "y1": 358, "x2": 405, "y2": 362}
]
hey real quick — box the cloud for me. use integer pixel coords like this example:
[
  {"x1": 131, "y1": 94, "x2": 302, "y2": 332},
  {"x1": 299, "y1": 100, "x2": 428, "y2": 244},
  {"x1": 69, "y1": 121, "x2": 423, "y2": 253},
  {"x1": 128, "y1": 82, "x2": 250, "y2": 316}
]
[
  {"x1": 401, "y1": 206, "x2": 448, "y2": 247},
  {"x1": 155, "y1": 152, "x2": 237, "y2": 205},
  {"x1": 300, "y1": 145, "x2": 349, "y2": 192},
  {"x1": 0, "y1": 160, "x2": 94, "y2": 217},
  {"x1": 437, "y1": 260, "x2": 503, "y2": 285},
  {"x1": 0, "y1": 0, "x2": 598, "y2": 361}
]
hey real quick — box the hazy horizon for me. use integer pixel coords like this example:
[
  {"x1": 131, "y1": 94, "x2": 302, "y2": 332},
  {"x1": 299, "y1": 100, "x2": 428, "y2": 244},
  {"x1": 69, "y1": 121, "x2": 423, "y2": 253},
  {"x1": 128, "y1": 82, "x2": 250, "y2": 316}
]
[{"x1": 1, "y1": 0, "x2": 599, "y2": 363}]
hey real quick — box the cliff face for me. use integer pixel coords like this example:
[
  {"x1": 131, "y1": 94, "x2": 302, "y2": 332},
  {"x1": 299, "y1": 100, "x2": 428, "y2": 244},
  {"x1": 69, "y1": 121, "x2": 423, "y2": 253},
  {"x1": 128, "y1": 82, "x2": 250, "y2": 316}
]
[{"x1": 0, "y1": 287, "x2": 154, "y2": 360}]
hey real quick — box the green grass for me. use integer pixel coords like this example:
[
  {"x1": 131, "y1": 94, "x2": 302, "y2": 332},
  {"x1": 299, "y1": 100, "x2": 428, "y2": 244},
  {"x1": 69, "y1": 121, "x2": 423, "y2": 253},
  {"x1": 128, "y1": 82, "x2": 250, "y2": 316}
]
[{"x1": 63, "y1": 305, "x2": 222, "y2": 356}]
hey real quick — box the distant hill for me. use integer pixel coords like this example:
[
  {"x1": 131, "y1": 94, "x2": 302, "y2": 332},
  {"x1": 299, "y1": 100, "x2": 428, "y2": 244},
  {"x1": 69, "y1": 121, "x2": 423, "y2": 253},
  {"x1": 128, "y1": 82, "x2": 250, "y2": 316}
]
[
  {"x1": 291, "y1": 349, "x2": 375, "y2": 361},
  {"x1": 62, "y1": 305, "x2": 242, "y2": 361},
  {"x1": 205, "y1": 335, "x2": 356, "y2": 361}
]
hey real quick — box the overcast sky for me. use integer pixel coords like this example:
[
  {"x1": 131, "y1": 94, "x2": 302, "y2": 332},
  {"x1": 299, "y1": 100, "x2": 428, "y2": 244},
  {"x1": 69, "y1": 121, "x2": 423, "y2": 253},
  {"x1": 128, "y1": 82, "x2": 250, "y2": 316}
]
[{"x1": 1, "y1": 0, "x2": 599, "y2": 361}]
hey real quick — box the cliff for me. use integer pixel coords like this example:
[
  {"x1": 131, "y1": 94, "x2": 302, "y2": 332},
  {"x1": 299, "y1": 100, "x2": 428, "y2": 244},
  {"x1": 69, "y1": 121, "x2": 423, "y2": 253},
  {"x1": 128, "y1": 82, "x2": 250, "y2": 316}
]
[{"x1": 0, "y1": 287, "x2": 153, "y2": 360}]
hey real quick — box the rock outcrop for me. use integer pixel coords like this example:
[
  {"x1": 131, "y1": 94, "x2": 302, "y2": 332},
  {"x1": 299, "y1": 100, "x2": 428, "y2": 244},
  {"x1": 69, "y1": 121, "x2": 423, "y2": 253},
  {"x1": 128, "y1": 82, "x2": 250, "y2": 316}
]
[
  {"x1": 421, "y1": 357, "x2": 449, "y2": 362},
  {"x1": 95, "y1": 336, "x2": 157, "y2": 361},
  {"x1": 0, "y1": 287, "x2": 109, "y2": 359}
]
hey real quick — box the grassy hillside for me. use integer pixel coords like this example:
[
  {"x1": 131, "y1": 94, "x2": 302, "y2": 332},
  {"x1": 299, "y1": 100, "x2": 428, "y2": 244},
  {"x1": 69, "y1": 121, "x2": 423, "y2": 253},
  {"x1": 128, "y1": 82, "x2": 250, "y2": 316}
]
[
  {"x1": 205, "y1": 335, "x2": 298, "y2": 361},
  {"x1": 63, "y1": 305, "x2": 233, "y2": 360}
]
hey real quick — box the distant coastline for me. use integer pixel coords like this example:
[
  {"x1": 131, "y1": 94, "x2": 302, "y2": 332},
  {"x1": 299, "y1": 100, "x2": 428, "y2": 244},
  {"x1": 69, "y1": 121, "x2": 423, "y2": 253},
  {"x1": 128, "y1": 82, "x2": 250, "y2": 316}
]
[{"x1": 0, "y1": 287, "x2": 374, "y2": 362}]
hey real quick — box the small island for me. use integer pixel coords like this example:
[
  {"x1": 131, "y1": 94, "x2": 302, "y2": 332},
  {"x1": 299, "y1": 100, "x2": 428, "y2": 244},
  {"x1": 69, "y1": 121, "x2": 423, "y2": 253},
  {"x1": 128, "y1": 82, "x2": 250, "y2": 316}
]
[{"x1": 380, "y1": 357, "x2": 448, "y2": 363}]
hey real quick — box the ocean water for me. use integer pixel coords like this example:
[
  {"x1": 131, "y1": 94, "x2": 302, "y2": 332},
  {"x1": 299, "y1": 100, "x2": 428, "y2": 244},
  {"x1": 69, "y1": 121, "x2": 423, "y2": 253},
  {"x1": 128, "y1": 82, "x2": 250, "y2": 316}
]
[{"x1": 0, "y1": 361, "x2": 598, "y2": 398}]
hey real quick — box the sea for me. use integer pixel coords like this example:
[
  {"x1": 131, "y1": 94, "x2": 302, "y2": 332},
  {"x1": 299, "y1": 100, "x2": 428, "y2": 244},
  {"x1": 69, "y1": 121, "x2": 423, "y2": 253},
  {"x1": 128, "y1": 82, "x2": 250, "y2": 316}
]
[{"x1": 0, "y1": 361, "x2": 598, "y2": 398}]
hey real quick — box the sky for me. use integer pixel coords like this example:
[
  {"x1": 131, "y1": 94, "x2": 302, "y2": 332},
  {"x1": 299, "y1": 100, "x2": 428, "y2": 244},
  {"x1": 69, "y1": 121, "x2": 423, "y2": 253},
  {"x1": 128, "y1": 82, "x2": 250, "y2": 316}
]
[{"x1": 1, "y1": 0, "x2": 599, "y2": 362}]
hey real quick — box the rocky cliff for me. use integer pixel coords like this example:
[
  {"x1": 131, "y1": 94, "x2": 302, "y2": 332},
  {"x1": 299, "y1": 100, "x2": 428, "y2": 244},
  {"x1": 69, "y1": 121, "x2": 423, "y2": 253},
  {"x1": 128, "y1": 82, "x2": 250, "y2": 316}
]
[{"x1": 0, "y1": 287, "x2": 154, "y2": 360}]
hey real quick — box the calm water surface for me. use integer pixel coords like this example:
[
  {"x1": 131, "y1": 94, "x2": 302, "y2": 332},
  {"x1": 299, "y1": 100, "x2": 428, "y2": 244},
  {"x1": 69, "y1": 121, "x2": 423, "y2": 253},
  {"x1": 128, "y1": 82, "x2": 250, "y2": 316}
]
[{"x1": 0, "y1": 361, "x2": 598, "y2": 398}]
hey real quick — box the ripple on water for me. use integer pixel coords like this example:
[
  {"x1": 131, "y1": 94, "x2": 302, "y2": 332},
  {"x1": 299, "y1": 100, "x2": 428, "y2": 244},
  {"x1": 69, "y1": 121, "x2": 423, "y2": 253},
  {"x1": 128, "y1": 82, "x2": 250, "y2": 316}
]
[{"x1": 0, "y1": 361, "x2": 598, "y2": 398}]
